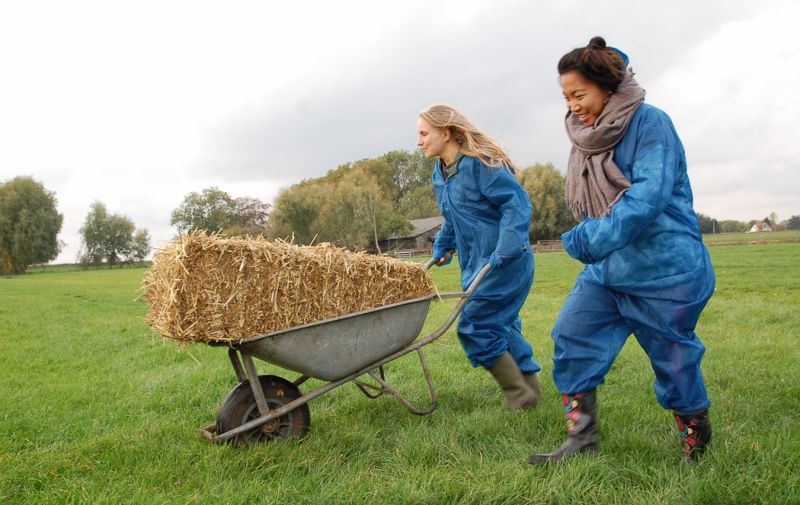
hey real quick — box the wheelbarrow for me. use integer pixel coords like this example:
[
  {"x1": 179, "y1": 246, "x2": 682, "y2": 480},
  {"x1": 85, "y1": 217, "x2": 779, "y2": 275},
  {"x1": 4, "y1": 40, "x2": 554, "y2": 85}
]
[{"x1": 201, "y1": 259, "x2": 490, "y2": 446}]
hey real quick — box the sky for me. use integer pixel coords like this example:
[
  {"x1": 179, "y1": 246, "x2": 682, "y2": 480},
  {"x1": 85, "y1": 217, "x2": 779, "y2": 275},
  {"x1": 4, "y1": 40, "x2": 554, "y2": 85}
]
[{"x1": 1, "y1": 0, "x2": 798, "y2": 264}]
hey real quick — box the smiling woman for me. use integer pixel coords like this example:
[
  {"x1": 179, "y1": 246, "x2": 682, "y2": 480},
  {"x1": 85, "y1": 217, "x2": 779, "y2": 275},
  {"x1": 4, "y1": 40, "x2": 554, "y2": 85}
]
[{"x1": 529, "y1": 36, "x2": 716, "y2": 466}]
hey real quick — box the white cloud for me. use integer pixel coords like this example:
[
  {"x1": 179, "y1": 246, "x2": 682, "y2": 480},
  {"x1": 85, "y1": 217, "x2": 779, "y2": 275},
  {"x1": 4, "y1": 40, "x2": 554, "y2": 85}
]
[{"x1": 650, "y1": 1, "x2": 800, "y2": 220}]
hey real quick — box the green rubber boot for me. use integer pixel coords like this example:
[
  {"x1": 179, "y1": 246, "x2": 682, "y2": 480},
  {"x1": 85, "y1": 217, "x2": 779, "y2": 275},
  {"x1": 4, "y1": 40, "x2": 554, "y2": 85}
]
[
  {"x1": 488, "y1": 352, "x2": 538, "y2": 411},
  {"x1": 523, "y1": 372, "x2": 542, "y2": 407}
]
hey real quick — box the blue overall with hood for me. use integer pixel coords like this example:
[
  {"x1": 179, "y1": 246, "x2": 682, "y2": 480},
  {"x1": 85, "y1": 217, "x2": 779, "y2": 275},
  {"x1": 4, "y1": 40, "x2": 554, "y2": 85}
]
[
  {"x1": 553, "y1": 103, "x2": 715, "y2": 414},
  {"x1": 431, "y1": 155, "x2": 540, "y2": 373}
]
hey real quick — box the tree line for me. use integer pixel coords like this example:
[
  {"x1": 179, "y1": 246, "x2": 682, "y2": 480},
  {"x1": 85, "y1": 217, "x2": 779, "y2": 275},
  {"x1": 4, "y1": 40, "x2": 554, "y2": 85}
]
[
  {"x1": 256, "y1": 151, "x2": 580, "y2": 248},
  {"x1": 0, "y1": 176, "x2": 152, "y2": 274},
  {"x1": 3, "y1": 152, "x2": 799, "y2": 274},
  {"x1": 696, "y1": 211, "x2": 799, "y2": 234},
  {"x1": 170, "y1": 150, "x2": 580, "y2": 252}
]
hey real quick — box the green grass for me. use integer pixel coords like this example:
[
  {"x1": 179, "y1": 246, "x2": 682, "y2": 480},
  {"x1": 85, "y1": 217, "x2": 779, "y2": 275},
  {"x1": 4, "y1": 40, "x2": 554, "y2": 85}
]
[{"x1": 1, "y1": 244, "x2": 799, "y2": 504}]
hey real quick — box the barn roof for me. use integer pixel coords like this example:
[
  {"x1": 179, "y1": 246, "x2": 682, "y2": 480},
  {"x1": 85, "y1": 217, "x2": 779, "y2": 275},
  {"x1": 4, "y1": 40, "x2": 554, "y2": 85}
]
[{"x1": 386, "y1": 216, "x2": 443, "y2": 240}]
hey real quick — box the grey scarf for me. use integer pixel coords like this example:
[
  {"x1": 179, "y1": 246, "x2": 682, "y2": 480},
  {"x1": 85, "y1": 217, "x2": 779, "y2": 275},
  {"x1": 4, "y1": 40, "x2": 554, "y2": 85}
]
[{"x1": 565, "y1": 70, "x2": 646, "y2": 220}]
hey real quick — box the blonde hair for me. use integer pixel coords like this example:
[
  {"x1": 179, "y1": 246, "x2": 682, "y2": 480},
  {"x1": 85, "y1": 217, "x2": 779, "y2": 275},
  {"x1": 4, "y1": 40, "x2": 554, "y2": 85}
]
[{"x1": 419, "y1": 104, "x2": 516, "y2": 172}]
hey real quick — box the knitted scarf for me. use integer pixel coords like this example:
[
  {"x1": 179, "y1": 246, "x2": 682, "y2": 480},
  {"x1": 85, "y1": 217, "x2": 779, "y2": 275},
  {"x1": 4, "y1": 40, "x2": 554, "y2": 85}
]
[{"x1": 565, "y1": 70, "x2": 646, "y2": 220}]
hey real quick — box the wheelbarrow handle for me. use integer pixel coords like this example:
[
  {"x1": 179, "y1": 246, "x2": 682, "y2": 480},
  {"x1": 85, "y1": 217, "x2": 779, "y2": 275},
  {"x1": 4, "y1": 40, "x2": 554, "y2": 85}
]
[
  {"x1": 425, "y1": 257, "x2": 492, "y2": 295},
  {"x1": 424, "y1": 250, "x2": 456, "y2": 270},
  {"x1": 465, "y1": 262, "x2": 492, "y2": 296}
]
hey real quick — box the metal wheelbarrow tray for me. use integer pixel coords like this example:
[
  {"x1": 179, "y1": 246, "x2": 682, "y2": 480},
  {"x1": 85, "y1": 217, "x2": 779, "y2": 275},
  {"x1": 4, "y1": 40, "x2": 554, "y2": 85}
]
[
  {"x1": 201, "y1": 261, "x2": 490, "y2": 446},
  {"x1": 234, "y1": 294, "x2": 434, "y2": 382}
]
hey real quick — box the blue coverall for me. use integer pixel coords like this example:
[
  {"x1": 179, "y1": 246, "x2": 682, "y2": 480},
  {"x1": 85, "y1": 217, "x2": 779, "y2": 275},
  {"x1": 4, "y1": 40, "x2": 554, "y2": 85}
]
[
  {"x1": 432, "y1": 155, "x2": 540, "y2": 374},
  {"x1": 554, "y1": 103, "x2": 714, "y2": 414}
]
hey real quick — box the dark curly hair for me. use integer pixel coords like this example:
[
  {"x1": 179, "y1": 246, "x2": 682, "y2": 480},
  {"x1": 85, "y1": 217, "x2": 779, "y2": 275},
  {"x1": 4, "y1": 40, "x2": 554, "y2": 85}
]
[{"x1": 558, "y1": 36, "x2": 626, "y2": 92}]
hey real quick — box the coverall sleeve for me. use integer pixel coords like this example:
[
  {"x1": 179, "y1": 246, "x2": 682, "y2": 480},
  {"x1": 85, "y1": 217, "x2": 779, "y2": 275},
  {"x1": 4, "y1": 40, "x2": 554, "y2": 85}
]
[
  {"x1": 479, "y1": 167, "x2": 532, "y2": 269},
  {"x1": 562, "y1": 114, "x2": 678, "y2": 264},
  {"x1": 432, "y1": 218, "x2": 457, "y2": 261}
]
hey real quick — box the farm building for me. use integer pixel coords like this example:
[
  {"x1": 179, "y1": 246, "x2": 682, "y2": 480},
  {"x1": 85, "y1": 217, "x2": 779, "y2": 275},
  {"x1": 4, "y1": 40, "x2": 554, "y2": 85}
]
[{"x1": 378, "y1": 216, "x2": 443, "y2": 255}]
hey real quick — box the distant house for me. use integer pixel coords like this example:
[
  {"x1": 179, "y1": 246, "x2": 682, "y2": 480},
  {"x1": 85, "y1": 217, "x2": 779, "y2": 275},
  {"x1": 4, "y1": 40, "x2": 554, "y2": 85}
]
[
  {"x1": 377, "y1": 216, "x2": 443, "y2": 253},
  {"x1": 747, "y1": 221, "x2": 773, "y2": 233}
]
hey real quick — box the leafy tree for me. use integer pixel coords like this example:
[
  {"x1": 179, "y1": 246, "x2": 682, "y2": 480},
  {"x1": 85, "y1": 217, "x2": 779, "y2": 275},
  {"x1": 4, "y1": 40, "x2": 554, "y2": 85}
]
[
  {"x1": 397, "y1": 184, "x2": 439, "y2": 219},
  {"x1": 0, "y1": 176, "x2": 64, "y2": 274},
  {"x1": 170, "y1": 187, "x2": 271, "y2": 236},
  {"x1": 223, "y1": 197, "x2": 271, "y2": 236},
  {"x1": 718, "y1": 220, "x2": 747, "y2": 233},
  {"x1": 131, "y1": 229, "x2": 151, "y2": 262},
  {"x1": 234, "y1": 197, "x2": 270, "y2": 229},
  {"x1": 352, "y1": 158, "x2": 398, "y2": 203},
  {"x1": 696, "y1": 213, "x2": 720, "y2": 234},
  {"x1": 79, "y1": 202, "x2": 110, "y2": 264},
  {"x1": 79, "y1": 201, "x2": 147, "y2": 266},
  {"x1": 266, "y1": 183, "x2": 325, "y2": 243},
  {"x1": 787, "y1": 215, "x2": 800, "y2": 230},
  {"x1": 170, "y1": 187, "x2": 238, "y2": 234},
  {"x1": 268, "y1": 166, "x2": 411, "y2": 250},
  {"x1": 383, "y1": 150, "x2": 436, "y2": 202},
  {"x1": 308, "y1": 171, "x2": 409, "y2": 252},
  {"x1": 346, "y1": 170, "x2": 409, "y2": 252},
  {"x1": 314, "y1": 181, "x2": 365, "y2": 248},
  {"x1": 316, "y1": 150, "x2": 435, "y2": 208},
  {"x1": 769, "y1": 212, "x2": 778, "y2": 226},
  {"x1": 379, "y1": 149, "x2": 439, "y2": 219},
  {"x1": 104, "y1": 214, "x2": 135, "y2": 266},
  {"x1": 519, "y1": 163, "x2": 576, "y2": 241}
]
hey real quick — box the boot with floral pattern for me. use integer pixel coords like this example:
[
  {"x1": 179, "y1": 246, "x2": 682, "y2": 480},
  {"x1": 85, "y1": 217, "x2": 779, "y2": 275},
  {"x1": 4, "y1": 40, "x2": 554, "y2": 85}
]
[
  {"x1": 528, "y1": 390, "x2": 599, "y2": 464},
  {"x1": 674, "y1": 409, "x2": 711, "y2": 463}
]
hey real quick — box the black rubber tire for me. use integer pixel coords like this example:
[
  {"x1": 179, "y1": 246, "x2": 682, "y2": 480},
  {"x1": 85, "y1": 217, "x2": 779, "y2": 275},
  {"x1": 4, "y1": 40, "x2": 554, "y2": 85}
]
[{"x1": 216, "y1": 375, "x2": 310, "y2": 446}]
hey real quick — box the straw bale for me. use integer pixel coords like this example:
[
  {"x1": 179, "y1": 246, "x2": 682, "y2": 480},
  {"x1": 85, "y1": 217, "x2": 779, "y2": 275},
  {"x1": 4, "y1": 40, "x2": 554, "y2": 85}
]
[{"x1": 142, "y1": 232, "x2": 436, "y2": 344}]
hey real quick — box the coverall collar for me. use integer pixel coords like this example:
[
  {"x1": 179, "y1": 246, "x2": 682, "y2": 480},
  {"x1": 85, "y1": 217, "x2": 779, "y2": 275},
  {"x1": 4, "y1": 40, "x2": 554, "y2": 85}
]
[{"x1": 440, "y1": 151, "x2": 464, "y2": 179}]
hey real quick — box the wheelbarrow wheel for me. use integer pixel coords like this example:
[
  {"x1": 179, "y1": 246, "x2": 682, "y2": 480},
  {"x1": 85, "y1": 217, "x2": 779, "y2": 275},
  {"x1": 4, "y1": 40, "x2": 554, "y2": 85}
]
[{"x1": 216, "y1": 375, "x2": 310, "y2": 446}]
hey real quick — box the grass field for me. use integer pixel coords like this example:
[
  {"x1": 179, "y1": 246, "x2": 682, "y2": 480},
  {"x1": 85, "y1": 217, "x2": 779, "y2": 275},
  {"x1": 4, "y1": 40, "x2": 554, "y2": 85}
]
[{"x1": 1, "y1": 243, "x2": 799, "y2": 504}]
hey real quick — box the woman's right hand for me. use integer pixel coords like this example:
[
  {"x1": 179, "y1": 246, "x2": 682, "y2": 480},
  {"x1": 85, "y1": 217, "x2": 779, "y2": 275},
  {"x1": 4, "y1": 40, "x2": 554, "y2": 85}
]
[{"x1": 434, "y1": 250, "x2": 455, "y2": 266}]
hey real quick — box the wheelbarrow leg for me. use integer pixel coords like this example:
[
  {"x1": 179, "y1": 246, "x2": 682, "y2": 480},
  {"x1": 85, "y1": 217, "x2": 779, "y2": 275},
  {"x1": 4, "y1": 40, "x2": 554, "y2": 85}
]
[
  {"x1": 241, "y1": 353, "x2": 271, "y2": 416},
  {"x1": 228, "y1": 348, "x2": 247, "y2": 383},
  {"x1": 366, "y1": 348, "x2": 438, "y2": 415}
]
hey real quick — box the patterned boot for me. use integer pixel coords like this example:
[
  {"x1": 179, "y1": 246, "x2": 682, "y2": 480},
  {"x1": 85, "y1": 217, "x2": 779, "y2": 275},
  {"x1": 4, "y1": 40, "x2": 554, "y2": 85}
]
[
  {"x1": 528, "y1": 390, "x2": 599, "y2": 464},
  {"x1": 674, "y1": 409, "x2": 711, "y2": 463}
]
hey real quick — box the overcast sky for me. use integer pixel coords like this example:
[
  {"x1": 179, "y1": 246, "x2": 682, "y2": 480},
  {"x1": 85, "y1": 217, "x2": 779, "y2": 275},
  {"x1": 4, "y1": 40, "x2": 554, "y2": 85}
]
[{"x1": 1, "y1": 0, "x2": 798, "y2": 264}]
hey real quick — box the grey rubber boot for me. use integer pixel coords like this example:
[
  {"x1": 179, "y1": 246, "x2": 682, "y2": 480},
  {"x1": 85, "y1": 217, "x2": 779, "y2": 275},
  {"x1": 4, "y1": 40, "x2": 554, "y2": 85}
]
[
  {"x1": 674, "y1": 409, "x2": 711, "y2": 464},
  {"x1": 528, "y1": 390, "x2": 599, "y2": 464},
  {"x1": 488, "y1": 352, "x2": 538, "y2": 411}
]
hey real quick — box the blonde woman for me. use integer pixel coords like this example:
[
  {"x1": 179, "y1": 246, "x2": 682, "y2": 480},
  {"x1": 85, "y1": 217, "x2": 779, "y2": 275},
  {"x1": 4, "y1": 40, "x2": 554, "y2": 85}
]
[{"x1": 416, "y1": 104, "x2": 541, "y2": 410}]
